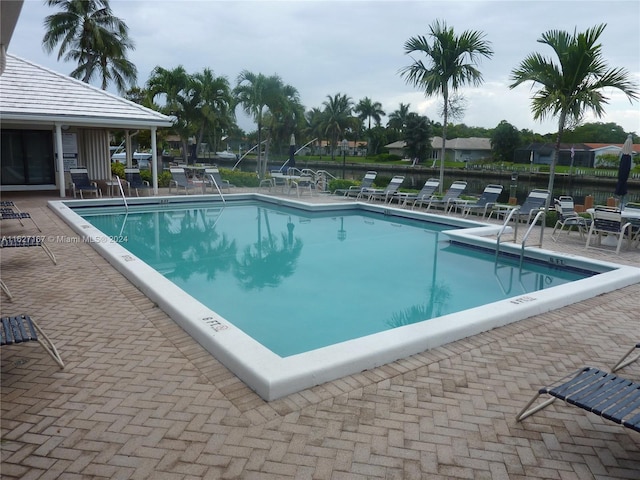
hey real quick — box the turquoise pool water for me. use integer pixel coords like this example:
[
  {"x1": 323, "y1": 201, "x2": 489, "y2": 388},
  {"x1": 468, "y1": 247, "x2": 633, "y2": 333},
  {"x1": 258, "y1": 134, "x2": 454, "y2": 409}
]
[{"x1": 76, "y1": 201, "x2": 595, "y2": 357}]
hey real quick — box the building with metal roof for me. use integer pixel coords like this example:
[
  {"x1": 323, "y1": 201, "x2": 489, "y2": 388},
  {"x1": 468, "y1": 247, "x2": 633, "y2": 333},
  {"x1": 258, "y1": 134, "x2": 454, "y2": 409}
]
[{"x1": 1, "y1": 53, "x2": 172, "y2": 196}]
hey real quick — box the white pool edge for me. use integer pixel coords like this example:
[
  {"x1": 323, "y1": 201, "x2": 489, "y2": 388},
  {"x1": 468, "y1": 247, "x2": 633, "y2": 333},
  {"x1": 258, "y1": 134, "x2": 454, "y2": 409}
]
[{"x1": 49, "y1": 195, "x2": 640, "y2": 401}]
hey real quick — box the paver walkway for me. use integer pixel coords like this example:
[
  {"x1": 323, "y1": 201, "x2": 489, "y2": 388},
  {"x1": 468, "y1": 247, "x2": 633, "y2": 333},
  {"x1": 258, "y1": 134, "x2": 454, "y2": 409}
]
[{"x1": 1, "y1": 191, "x2": 639, "y2": 479}]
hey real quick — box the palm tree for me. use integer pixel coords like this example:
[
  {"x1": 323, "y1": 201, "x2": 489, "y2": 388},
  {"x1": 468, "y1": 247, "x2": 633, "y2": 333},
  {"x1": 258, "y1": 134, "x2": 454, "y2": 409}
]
[
  {"x1": 387, "y1": 103, "x2": 411, "y2": 132},
  {"x1": 354, "y1": 97, "x2": 385, "y2": 130},
  {"x1": 191, "y1": 68, "x2": 234, "y2": 154},
  {"x1": 510, "y1": 24, "x2": 639, "y2": 206},
  {"x1": 354, "y1": 97, "x2": 385, "y2": 155},
  {"x1": 234, "y1": 72, "x2": 298, "y2": 178},
  {"x1": 147, "y1": 66, "x2": 192, "y2": 161},
  {"x1": 321, "y1": 93, "x2": 354, "y2": 161},
  {"x1": 42, "y1": 0, "x2": 137, "y2": 93},
  {"x1": 400, "y1": 20, "x2": 493, "y2": 193}
]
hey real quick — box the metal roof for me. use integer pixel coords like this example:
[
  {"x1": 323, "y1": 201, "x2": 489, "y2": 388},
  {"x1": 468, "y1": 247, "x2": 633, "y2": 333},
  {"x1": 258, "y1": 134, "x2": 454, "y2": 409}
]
[{"x1": 0, "y1": 54, "x2": 173, "y2": 129}]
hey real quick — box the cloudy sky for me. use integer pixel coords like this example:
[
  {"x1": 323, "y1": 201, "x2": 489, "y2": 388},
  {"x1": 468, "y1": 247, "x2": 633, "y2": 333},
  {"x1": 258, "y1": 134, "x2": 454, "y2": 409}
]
[{"x1": 9, "y1": 0, "x2": 640, "y2": 135}]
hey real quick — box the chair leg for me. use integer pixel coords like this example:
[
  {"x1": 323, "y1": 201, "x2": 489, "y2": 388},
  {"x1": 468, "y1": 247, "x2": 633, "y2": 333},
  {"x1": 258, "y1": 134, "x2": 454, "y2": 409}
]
[
  {"x1": 515, "y1": 391, "x2": 557, "y2": 422},
  {"x1": 612, "y1": 344, "x2": 640, "y2": 372},
  {"x1": 0, "y1": 280, "x2": 13, "y2": 300},
  {"x1": 28, "y1": 316, "x2": 65, "y2": 369}
]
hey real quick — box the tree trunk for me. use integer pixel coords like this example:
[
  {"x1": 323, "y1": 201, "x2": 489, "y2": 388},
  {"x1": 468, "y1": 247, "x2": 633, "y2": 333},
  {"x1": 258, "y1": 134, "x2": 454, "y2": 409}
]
[
  {"x1": 547, "y1": 111, "x2": 566, "y2": 210},
  {"x1": 437, "y1": 97, "x2": 449, "y2": 194}
]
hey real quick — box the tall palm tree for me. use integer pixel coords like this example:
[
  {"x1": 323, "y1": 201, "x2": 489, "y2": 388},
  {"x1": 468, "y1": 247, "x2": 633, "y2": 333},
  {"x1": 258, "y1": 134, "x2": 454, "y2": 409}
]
[
  {"x1": 147, "y1": 66, "x2": 192, "y2": 161},
  {"x1": 354, "y1": 97, "x2": 385, "y2": 155},
  {"x1": 305, "y1": 107, "x2": 325, "y2": 156},
  {"x1": 354, "y1": 97, "x2": 385, "y2": 131},
  {"x1": 42, "y1": 0, "x2": 137, "y2": 93},
  {"x1": 234, "y1": 72, "x2": 298, "y2": 177},
  {"x1": 510, "y1": 24, "x2": 639, "y2": 206},
  {"x1": 321, "y1": 93, "x2": 354, "y2": 161},
  {"x1": 387, "y1": 103, "x2": 411, "y2": 132},
  {"x1": 191, "y1": 68, "x2": 234, "y2": 154},
  {"x1": 400, "y1": 20, "x2": 493, "y2": 192}
]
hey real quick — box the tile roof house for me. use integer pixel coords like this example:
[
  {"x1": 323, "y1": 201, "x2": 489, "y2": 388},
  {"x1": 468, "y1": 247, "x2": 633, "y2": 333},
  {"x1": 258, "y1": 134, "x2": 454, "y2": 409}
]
[{"x1": 0, "y1": 54, "x2": 173, "y2": 196}]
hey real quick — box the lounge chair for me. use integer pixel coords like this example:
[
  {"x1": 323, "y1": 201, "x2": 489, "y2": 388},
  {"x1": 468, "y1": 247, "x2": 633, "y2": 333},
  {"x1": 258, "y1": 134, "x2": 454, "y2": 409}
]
[
  {"x1": 360, "y1": 175, "x2": 405, "y2": 203},
  {"x1": 422, "y1": 181, "x2": 467, "y2": 212},
  {"x1": 1, "y1": 207, "x2": 42, "y2": 232},
  {"x1": 612, "y1": 343, "x2": 640, "y2": 372},
  {"x1": 1, "y1": 314, "x2": 64, "y2": 369},
  {"x1": 457, "y1": 184, "x2": 504, "y2": 218},
  {"x1": 204, "y1": 167, "x2": 234, "y2": 193},
  {"x1": 70, "y1": 167, "x2": 102, "y2": 198},
  {"x1": 335, "y1": 171, "x2": 377, "y2": 198},
  {"x1": 585, "y1": 206, "x2": 633, "y2": 254},
  {"x1": 1, "y1": 235, "x2": 56, "y2": 265},
  {"x1": 169, "y1": 167, "x2": 201, "y2": 194},
  {"x1": 124, "y1": 168, "x2": 151, "y2": 196},
  {"x1": 490, "y1": 189, "x2": 550, "y2": 223},
  {"x1": 551, "y1": 196, "x2": 591, "y2": 241},
  {"x1": 516, "y1": 366, "x2": 640, "y2": 433},
  {"x1": 394, "y1": 178, "x2": 439, "y2": 208}
]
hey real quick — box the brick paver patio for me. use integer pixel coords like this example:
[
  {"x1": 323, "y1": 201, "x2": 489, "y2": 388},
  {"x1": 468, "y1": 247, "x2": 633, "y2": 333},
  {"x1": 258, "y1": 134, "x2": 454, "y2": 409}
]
[{"x1": 1, "y1": 190, "x2": 638, "y2": 479}]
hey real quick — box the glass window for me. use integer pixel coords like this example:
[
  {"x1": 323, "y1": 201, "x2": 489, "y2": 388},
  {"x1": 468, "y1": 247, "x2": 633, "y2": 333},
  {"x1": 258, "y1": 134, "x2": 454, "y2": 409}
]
[{"x1": 1, "y1": 130, "x2": 55, "y2": 185}]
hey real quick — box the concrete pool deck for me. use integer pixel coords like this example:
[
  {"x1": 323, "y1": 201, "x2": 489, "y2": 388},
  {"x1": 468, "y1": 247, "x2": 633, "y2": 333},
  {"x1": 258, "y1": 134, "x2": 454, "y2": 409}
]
[{"x1": 1, "y1": 189, "x2": 639, "y2": 478}]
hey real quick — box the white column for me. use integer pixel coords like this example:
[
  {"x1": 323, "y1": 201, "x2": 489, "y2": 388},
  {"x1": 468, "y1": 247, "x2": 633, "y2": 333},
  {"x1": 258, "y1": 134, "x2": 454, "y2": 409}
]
[
  {"x1": 150, "y1": 126, "x2": 158, "y2": 195},
  {"x1": 54, "y1": 123, "x2": 66, "y2": 197}
]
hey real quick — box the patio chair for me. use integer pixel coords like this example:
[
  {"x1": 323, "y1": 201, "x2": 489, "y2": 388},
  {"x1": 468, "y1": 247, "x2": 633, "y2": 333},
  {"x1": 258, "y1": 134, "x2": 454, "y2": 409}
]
[
  {"x1": 1, "y1": 235, "x2": 56, "y2": 265},
  {"x1": 422, "y1": 181, "x2": 467, "y2": 212},
  {"x1": 335, "y1": 171, "x2": 377, "y2": 198},
  {"x1": 290, "y1": 174, "x2": 315, "y2": 197},
  {"x1": 1, "y1": 314, "x2": 64, "y2": 368},
  {"x1": 267, "y1": 170, "x2": 290, "y2": 193},
  {"x1": 585, "y1": 206, "x2": 632, "y2": 255},
  {"x1": 169, "y1": 167, "x2": 201, "y2": 194},
  {"x1": 457, "y1": 184, "x2": 504, "y2": 218},
  {"x1": 70, "y1": 167, "x2": 102, "y2": 198},
  {"x1": 623, "y1": 202, "x2": 640, "y2": 247},
  {"x1": 551, "y1": 196, "x2": 591, "y2": 241},
  {"x1": 204, "y1": 167, "x2": 234, "y2": 193},
  {"x1": 490, "y1": 189, "x2": 550, "y2": 223},
  {"x1": 612, "y1": 343, "x2": 640, "y2": 373},
  {"x1": 124, "y1": 168, "x2": 152, "y2": 196},
  {"x1": 516, "y1": 366, "x2": 640, "y2": 433},
  {"x1": 360, "y1": 175, "x2": 405, "y2": 203},
  {"x1": 394, "y1": 178, "x2": 439, "y2": 208}
]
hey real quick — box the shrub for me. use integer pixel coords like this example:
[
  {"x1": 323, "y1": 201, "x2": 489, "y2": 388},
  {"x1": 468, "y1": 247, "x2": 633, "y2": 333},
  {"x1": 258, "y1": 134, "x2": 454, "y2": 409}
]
[
  {"x1": 138, "y1": 169, "x2": 172, "y2": 187},
  {"x1": 220, "y1": 168, "x2": 260, "y2": 187},
  {"x1": 110, "y1": 162, "x2": 125, "y2": 178},
  {"x1": 328, "y1": 179, "x2": 357, "y2": 192}
]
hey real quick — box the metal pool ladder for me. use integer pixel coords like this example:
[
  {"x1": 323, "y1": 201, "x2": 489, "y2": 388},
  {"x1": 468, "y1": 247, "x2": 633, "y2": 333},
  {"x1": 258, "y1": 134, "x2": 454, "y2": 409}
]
[
  {"x1": 495, "y1": 207, "x2": 546, "y2": 267},
  {"x1": 113, "y1": 175, "x2": 128, "y2": 212},
  {"x1": 206, "y1": 174, "x2": 226, "y2": 204}
]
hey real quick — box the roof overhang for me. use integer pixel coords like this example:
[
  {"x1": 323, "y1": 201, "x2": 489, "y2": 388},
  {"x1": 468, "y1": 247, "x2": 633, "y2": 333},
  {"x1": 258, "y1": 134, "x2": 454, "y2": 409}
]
[
  {"x1": 1, "y1": 113, "x2": 174, "y2": 129},
  {"x1": 0, "y1": 0, "x2": 24, "y2": 74}
]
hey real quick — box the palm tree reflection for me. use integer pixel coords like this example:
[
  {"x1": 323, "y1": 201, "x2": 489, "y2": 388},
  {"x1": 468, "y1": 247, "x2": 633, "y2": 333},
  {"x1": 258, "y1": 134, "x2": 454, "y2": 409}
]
[
  {"x1": 387, "y1": 282, "x2": 451, "y2": 328},
  {"x1": 233, "y1": 208, "x2": 303, "y2": 290},
  {"x1": 160, "y1": 208, "x2": 237, "y2": 282}
]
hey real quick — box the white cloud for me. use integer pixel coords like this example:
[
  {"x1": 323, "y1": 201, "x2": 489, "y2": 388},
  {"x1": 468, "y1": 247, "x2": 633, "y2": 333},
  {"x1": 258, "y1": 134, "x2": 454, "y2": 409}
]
[{"x1": 9, "y1": 0, "x2": 640, "y2": 134}]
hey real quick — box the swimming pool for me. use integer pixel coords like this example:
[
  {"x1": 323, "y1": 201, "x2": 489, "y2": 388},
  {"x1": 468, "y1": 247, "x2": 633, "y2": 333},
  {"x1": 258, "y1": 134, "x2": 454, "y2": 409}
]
[{"x1": 50, "y1": 194, "x2": 640, "y2": 400}]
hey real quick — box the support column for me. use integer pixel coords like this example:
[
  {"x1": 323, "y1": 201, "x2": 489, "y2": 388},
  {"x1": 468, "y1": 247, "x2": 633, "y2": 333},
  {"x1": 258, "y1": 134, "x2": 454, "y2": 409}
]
[
  {"x1": 150, "y1": 126, "x2": 158, "y2": 195},
  {"x1": 54, "y1": 123, "x2": 66, "y2": 197}
]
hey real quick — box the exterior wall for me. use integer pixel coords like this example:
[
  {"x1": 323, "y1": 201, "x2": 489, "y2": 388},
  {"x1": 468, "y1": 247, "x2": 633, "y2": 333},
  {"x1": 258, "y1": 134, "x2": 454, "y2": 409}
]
[{"x1": 1, "y1": 124, "x2": 112, "y2": 192}]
